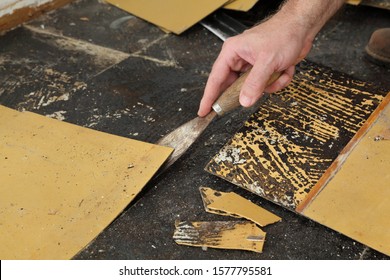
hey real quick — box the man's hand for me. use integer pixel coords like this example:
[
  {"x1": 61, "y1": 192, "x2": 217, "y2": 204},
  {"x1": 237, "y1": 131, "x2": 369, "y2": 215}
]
[{"x1": 198, "y1": 0, "x2": 344, "y2": 117}]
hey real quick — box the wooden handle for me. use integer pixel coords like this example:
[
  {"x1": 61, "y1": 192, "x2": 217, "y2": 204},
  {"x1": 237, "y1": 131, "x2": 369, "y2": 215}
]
[{"x1": 212, "y1": 71, "x2": 281, "y2": 116}]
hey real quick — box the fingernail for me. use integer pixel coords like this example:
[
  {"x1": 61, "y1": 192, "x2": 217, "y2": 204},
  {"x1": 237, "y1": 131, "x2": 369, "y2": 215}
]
[{"x1": 240, "y1": 94, "x2": 253, "y2": 107}]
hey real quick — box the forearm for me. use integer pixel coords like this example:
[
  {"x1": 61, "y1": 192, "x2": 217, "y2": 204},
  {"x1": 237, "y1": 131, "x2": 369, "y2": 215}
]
[{"x1": 276, "y1": 0, "x2": 345, "y2": 41}]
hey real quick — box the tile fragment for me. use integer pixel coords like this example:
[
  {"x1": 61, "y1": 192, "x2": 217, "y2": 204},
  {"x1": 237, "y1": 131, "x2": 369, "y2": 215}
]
[
  {"x1": 200, "y1": 187, "x2": 281, "y2": 227},
  {"x1": 173, "y1": 220, "x2": 265, "y2": 253}
]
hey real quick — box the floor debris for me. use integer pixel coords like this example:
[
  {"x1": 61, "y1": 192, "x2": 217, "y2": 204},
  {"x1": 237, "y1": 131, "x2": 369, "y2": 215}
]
[
  {"x1": 173, "y1": 220, "x2": 266, "y2": 253},
  {"x1": 200, "y1": 186, "x2": 281, "y2": 227}
]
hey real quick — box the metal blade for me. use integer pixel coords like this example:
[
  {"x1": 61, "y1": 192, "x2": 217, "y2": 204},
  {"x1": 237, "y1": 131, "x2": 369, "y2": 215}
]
[
  {"x1": 200, "y1": 11, "x2": 247, "y2": 41},
  {"x1": 156, "y1": 111, "x2": 217, "y2": 173}
]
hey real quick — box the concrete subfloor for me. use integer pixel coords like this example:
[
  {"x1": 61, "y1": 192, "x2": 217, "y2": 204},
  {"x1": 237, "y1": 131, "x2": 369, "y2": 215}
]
[{"x1": 0, "y1": 0, "x2": 389, "y2": 259}]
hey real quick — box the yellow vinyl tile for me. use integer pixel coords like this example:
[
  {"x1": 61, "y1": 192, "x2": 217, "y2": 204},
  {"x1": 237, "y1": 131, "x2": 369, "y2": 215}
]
[
  {"x1": 303, "y1": 103, "x2": 390, "y2": 256},
  {"x1": 0, "y1": 105, "x2": 172, "y2": 259},
  {"x1": 105, "y1": 0, "x2": 230, "y2": 35}
]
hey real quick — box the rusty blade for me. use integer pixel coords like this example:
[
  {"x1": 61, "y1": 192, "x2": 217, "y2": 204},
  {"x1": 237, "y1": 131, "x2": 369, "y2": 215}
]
[{"x1": 156, "y1": 110, "x2": 217, "y2": 173}]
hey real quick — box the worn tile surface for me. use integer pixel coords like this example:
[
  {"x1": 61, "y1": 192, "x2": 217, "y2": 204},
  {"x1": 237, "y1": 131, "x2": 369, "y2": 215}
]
[{"x1": 206, "y1": 60, "x2": 388, "y2": 210}]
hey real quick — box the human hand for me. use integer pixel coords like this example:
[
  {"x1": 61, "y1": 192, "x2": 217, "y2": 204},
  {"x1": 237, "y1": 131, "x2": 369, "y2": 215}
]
[{"x1": 197, "y1": 15, "x2": 313, "y2": 117}]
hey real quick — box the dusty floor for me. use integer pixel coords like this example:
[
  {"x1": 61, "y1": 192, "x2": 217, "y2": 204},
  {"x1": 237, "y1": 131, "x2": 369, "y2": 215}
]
[{"x1": 0, "y1": 0, "x2": 389, "y2": 259}]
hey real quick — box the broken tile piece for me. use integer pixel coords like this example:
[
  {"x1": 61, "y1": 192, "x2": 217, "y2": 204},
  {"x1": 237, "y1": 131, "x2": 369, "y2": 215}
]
[
  {"x1": 173, "y1": 220, "x2": 265, "y2": 253},
  {"x1": 200, "y1": 187, "x2": 281, "y2": 227}
]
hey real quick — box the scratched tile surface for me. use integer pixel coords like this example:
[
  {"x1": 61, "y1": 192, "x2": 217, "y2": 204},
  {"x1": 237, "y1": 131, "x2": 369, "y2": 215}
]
[{"x1": 205, "y1": 60, "x2": 388, "y2": 211}]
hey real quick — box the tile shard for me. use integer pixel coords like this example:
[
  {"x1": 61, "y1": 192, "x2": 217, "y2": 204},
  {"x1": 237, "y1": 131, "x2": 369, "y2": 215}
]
[
  {"x1": 200, "y1": 187, "x2": 281, "y2": 227},
  {"x1": 173, "y1": 220, "x2": 265, "y2": 253}
]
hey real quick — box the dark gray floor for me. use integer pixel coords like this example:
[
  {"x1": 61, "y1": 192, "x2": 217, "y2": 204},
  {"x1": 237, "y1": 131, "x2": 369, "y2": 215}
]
[{"x1": 0, "y1": 0, "x2": 389, "y2": 259}]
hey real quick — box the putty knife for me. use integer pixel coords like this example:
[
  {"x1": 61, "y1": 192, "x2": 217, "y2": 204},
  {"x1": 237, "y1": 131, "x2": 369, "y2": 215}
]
[{"x1": 157, "y1": 70, "x2": 280, "y2": 172}]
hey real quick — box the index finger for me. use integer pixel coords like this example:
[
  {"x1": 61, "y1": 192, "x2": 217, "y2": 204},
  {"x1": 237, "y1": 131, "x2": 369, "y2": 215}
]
[{"x1": 198, "y1": 60, "x2": 239, "y2": 117}]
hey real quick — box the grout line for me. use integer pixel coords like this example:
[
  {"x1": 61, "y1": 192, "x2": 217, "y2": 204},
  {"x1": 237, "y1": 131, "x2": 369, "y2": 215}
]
[
  {"x1": 129, "y1": 53, "x2": 180, "y2": 68},
  {"x1": 24, "y1": 24, "x2": 130, "y2": 62},
  {"x1": 131, "y1": 33, "x2": 170, "y2": 55},
  {"x1": 24, "y1": 24, "x2": 180, "y2": 69}
]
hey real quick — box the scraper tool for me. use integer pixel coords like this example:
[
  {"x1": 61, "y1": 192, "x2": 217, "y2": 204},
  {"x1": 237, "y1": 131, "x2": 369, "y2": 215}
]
[
  {"x1": 156, "y1": 12, "x2": 280, "y2": 172},
  {"x1": 157, "y1": 71, "x2": 280, "y2": 172}
]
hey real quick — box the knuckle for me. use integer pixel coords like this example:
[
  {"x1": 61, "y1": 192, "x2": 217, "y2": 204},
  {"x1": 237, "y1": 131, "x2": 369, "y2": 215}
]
[{"x1": 222, "y1": 37, "x2": 239, "y2": 52}]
